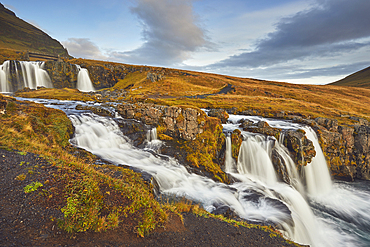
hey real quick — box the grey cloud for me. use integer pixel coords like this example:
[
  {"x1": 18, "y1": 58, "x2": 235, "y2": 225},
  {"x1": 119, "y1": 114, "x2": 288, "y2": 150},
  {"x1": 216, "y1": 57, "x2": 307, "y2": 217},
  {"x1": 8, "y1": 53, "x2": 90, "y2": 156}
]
[
  {"x1": 212, "y1": 0, "x2": 370, "y2": 68},
  {"x1": 62, "y1": 38, "x2": 106, "y2": 59},
  {"x1": 279, "y1": 62, "x2": 370, "y2": 80},
  {"x1": 109, "y1": 0, "x2": 212, "y2": 66}
]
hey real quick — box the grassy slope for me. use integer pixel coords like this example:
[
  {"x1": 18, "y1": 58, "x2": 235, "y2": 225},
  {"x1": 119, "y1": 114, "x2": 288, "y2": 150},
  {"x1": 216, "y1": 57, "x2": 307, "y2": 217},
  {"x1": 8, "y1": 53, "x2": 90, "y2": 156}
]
[
  {"x1": 14, "y1": 59, "x2": 370, "y2": 126},
  {"x1": 0, "y1": 3, "x2": 68, "y2": 57},
  {"x1": 112, "y1": 67, "x2": 370, "y2": 125},
  {"x1": 330, "y1": 66, "x2": 370, "y2": 89}
]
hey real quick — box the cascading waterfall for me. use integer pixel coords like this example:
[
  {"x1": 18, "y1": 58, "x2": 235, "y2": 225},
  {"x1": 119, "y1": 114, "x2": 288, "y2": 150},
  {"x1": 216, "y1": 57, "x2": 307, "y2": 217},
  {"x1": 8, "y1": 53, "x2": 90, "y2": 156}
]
[
  {"x1": 275, "y1": 133, "x2": 305, "y2": 195},
  {"x1": 0, "y1": 61, "x2": 10, "y2": 92},
  {"x1": 301, "y1": 126, "x2": 332, "y2": 196},
  {"x1": 145, "y1": 127, "x2": 162, "y2": 151},
  {"x1": 18, "y1": 98, "x2": 370, "y2": 247},
  {"x1": 224, "y1": 135, "x2": 236, "y2": 173},
  {"x1": 237, "y1": 135, "x2": 277, "y2": 185},
  {"x1": 146, "y1": 127, "x2": 158, "y2": 142},
  {"x1": 0, "y1": 60, "x2": 52, "y2": 92},
  {"x1": 76, "y1": 65, "x2": 95, "y2": 92}
]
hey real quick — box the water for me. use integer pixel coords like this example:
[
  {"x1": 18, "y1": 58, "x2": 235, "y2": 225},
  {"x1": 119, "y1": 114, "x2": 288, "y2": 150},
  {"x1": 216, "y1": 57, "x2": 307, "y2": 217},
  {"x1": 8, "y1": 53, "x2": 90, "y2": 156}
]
[
  {"x1": 145, "y1": 127, "x2": 162, "y2": 152},
  {"x1": 76, "y1": 65, "x2": 95, "y2": 92},
  {"x1": 16, "y1": 98, "x2": 370, "y2": 246},
  {"x1": 0, "y1": 60, "x2": 52, "y2": 92}
]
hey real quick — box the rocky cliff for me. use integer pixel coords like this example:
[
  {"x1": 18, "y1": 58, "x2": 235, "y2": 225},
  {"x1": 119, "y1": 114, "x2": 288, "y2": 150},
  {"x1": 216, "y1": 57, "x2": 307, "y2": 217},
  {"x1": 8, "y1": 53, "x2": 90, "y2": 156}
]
[
  {"x1": 311, "y1": 117, "x2": 370, "y2": 181},
  {"x1": 115, "y1": 102, "x2": 227, "y2": 183}
]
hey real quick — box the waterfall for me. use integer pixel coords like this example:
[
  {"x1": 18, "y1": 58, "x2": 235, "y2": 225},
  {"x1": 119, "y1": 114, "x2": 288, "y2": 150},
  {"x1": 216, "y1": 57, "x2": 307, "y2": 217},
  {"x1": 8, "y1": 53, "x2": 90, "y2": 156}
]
[
  {"x1": 146, "y1": 127, "x2": 158, "y2": 142},
  {"x1": 275, "y1": 133, "x2": 305, "y2": 195},
  {"x1": 0, "y1": 60, "x2": 52, "y2": 92},
  {"x1": 76, "y1": 65, "x2": 95, "y2": 92},
  {"x1": 302, "y1": 126, "x2": 332, "y2": 196},
  {"x1": 18, "y1": 98, "x2": 370, "y2": 247},
  {"x1": 237, "y1": 135, "x2": 278, "y2": 185},
  {"x1": 225, "y1": 135, "x2": 236, "y2": 173},
  {"x1": 145, "y1": 127, "x2": 162, "y2": 151},
  {"x1": 0, "y1": 61, "x2": 10, "y2": 92}
]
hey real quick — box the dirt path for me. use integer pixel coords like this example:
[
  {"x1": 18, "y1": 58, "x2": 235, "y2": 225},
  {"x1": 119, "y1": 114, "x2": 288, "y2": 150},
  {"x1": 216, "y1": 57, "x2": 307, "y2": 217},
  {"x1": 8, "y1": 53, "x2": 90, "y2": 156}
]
[
  {"x1": 185, "y1": 84, "x2": 235, "y2": 99},
  {"x1": 0, "y1": 148, "x2": 300, "y2": 246}
]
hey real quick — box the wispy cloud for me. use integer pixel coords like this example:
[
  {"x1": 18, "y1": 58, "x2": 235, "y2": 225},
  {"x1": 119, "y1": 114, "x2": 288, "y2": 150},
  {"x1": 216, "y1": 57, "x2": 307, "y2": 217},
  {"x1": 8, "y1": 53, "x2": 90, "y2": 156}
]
[
  {"x1": 62, "y1": 38, "x2": 107, "y2": 60},
  {"x1": 108, "y1": 0, "x2": 213, "y2": 66}
]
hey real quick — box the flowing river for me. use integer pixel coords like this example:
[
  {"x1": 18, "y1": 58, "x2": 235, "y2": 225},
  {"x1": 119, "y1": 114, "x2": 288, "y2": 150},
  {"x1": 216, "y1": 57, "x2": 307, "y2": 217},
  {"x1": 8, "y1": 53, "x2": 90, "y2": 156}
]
[{"x1": 17, "y1": 98, "x2": 370, "y2": 247}]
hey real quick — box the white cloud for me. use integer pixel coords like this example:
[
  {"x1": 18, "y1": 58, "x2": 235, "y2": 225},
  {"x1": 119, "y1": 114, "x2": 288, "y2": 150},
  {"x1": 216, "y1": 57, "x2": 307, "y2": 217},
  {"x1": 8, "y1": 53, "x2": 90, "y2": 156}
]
[
  {"x1": 62, "y1": 38, "x2": 107, "y2": 60},
  {"x1": 108, "y1": 0, "x2": 212, "y2": 66}
]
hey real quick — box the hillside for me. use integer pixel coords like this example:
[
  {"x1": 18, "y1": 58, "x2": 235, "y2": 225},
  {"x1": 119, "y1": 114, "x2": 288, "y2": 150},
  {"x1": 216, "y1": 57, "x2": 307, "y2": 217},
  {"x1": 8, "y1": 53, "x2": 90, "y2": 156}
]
[
  {"x1": 330, "y1": 66, "x2": 370, "y2": 89},
  {"x1": 0, "y1": 3, "x2": 68, "y2": 57},
  {"x1": 63, "y1": 58, "x2": 370, "y2": 125}
]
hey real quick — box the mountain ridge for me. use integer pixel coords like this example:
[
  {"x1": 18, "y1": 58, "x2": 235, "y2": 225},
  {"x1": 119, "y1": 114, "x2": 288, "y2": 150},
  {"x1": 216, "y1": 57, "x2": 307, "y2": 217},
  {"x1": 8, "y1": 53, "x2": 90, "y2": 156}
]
[
  {"x1": 330, "y1": 66, "x2": 370, "y2": 89},
  {"x1": 0, "y1": 3, "x2": 69, "y2": 57}
]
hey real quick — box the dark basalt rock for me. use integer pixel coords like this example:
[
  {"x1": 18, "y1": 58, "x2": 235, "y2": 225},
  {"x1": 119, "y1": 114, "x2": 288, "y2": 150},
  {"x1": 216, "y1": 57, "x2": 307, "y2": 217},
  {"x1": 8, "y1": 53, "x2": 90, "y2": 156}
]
[
  {"x1": 282, "y1": 130, "x2": 316, "y2": 167},
  {"x1": 271, "y1": 148, "x2": 291, "y2": 185},
  {"x1": 309, "y1": 116, "x2": 370, "y2": 181},
  {"x1": 75, "y1": 104, "x2": 114, "y2": 117},
  {"x1": 208, "y1": 109, "x2": 229, "y2": 124},
  {"x1": 211, "y1": 205, "x2": 237, "y2": 219},
  {"x1": 115, "y1": 118, "x2": 148, "y2": 147}
]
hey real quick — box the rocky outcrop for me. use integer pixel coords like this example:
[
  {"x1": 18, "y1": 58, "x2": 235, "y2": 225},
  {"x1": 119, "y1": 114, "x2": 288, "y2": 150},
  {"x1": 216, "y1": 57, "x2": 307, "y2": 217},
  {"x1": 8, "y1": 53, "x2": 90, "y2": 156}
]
[
  {"x1": 281, "y1": 130, "x2": 316, "y2": 167},
  {"x1": 43, "y1": 60, "x2": 145, "y2": 90},
  {"x1": 241, "y1": 120, "x2": 281, "y2": 140},
  {"x1": 44, "y1": 61, "x2": 79, "y2": 88},
  {"x1": 75, "y1": 104, "x2": 114, "y2": 117},
  {"x1": 312, "y1": 117, "x2": 370, "y2": 180},
  {"x1": 115, "y1": 102, "x2": 228, "y2": 183},
  {"x1": 116, "y1": 103, "x2": 205, "y2": 141},
  {"x1": 146, "y1": 72, "x2": 164, "y2": 82},
  {"x1": 208, "y1": 109, "x2": 229, "y2": 124},
  {"x1": 78, "y1": 63, "x2": 129, "y2": 89}
]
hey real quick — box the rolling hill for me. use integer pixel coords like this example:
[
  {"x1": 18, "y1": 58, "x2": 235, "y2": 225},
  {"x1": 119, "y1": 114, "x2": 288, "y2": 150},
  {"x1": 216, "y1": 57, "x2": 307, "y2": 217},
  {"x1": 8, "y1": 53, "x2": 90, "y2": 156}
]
[{"x1": 330, "y1": 66, "x2": 370, "y2": 89}]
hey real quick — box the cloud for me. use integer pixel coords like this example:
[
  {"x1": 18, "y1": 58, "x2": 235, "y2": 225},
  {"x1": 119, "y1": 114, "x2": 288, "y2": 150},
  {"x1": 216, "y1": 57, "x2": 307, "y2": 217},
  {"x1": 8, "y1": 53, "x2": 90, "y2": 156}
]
[
  {"x1": 62, "y1": 38, "x2": 107, "y2": 60},
  {"x1": 108, "y1": 0, "x2": 212, "y2": 66},
  {"x1": 212, "y1": 0, "x2": 370, "y2": 69},
  {"x1": 277, "y1": 62, "x2": 370, "y2": 80}
]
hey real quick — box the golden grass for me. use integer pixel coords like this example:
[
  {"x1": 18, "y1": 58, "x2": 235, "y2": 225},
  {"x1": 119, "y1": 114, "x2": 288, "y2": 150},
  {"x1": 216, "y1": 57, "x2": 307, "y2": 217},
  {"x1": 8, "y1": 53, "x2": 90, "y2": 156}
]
[{"x1": 14, "y1": 88, "x2": 95, "y2": 101}]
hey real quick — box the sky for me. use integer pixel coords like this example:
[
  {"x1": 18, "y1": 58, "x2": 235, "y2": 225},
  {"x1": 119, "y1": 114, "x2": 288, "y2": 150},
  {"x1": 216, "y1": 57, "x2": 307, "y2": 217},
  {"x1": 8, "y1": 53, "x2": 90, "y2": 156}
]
[{"x1": 3, "y1": 0, "x2": 370, "y2": 84}]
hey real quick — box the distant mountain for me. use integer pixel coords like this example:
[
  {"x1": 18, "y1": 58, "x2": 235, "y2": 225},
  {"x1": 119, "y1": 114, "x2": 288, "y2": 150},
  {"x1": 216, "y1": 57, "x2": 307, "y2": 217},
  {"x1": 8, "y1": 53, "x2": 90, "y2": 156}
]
[
  {"x1": 0, "y1": 3, "x2": 69, "y2": 57},
  {"x1": 330, "y1": 66, "x2": 370, "y2": 89}
]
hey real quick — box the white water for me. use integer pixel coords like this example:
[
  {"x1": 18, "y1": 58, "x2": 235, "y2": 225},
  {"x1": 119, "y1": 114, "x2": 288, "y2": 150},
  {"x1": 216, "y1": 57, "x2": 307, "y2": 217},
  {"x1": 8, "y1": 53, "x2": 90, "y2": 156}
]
[
  {"x1": 302, "y1": 126, "x2": 332, "y2": 196},
  {"x1": 237, "y1": 135, "x2": 277, "y2": 185},
  {"x1": 17, "y1": 98, "x2": 370, "y2": 247},
  {"x1": 145, "y1": 127, "x2": 162, "y2": 152},
  {"x1": 224, "y1": 136, "x2": 236, "y2": 173},
  {"x1": 76, "y1": 65, "x2": 95, "y2": 92},
  {"x1": 0, "y1": 60, "x2": 52, "y2": 92},
  {"x1": 0, "y1": 61, "x2": 10, "y2": 92}
]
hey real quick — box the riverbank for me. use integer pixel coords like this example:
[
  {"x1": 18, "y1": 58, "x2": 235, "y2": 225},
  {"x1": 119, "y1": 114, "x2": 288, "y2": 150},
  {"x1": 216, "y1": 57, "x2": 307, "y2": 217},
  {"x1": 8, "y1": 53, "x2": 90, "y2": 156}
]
[{"x1": 0, "y1": 148, "x2": 300, "y2": 246}]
